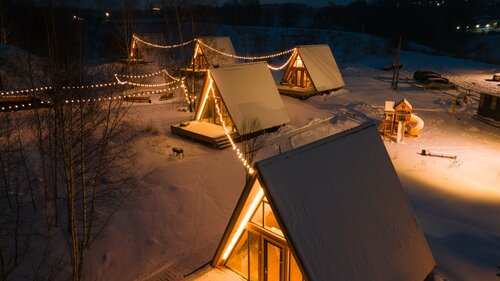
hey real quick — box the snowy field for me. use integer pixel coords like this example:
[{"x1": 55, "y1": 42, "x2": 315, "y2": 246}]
[{"x1": 74, "y1": 50, "x2": 500, "y2": 281}]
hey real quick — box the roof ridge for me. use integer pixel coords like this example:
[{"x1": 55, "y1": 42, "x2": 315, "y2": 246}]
[{"x1": 256, "y1": 122, "x2": 376, "y2": 169}]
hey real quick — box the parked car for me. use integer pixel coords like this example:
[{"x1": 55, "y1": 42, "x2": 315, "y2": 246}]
[
  {"x1": 422, "y1": 77, "x2": 456, "y2": 90},
  {"x1": 493, "y1": 73, "x2": 500, "y2": 81},
  {"x1": 421, "y1": 73, "x2": 449, "y2": 83},
  {"x1": 414, "y1": 70, "x2": 439, "y2": 83}
]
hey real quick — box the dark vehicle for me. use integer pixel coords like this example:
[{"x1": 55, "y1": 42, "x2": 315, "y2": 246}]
[
  {"x1": 420, "y1": 73, "x2": 449, "y2": 83},
  {"x1": 414, "y1": 70, "x2": 439, "y2": 82},
  {"x1": 493, "y1": 73, "x2": 500, "y2": 81},
  {"x1": 422, "y1": 77, "x2": 456, "y2": 90}
]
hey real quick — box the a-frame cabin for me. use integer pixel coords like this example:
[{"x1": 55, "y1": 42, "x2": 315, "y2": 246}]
[
  {"x1": 171, "y1": 62, "x2": 289, "y2": 149},
  {"x1": 211, "y1": 123, "x2": 436, "y2": 281},
  {"x1": 183, "y1": 36, "x2": 238, "y2": 73},
  {"x1": 278, "y1": 44, "x2": 345, "y2": 99}
]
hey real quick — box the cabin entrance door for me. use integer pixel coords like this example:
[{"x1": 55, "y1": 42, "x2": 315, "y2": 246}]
[{"x1": 264, "y1": 239, "x2": 283, "y2": 281}]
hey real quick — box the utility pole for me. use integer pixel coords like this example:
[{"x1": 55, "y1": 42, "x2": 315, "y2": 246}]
[{"x1": 392, "y1": 36, "x2": 402, "y2": 90}]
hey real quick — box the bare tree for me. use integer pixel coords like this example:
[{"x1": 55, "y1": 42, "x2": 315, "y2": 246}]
[{"x1": 239, "y1": 117, "x2": 266, "y2": 180}]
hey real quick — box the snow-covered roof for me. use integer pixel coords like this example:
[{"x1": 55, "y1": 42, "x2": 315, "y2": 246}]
[
  {"x1": 197, "y1": 37, "x2": 237, "y2": 67},
  {"x1": 255, "y1": 123, "x2": 436, "y2": 281},
  {"x1": 297, "y1": 44, "x2": 345, "y2": 92},
  {"x1": 385, "y1": 100, "x2": 396, "y2": 112},
  {"x1": 209, "y1": 62, "x2": 290, "y2": 132},
  {"x1": 395, "y1": 98, "x2": 413, "y2": 110}
]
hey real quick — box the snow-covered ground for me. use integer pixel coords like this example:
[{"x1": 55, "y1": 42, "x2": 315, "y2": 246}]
[
  {"x1": 2, "y1": 37, "x2": 499, "y2": 280},
  {"x1": 74, "y1": 50, "x2": 500, "y2": 281}
]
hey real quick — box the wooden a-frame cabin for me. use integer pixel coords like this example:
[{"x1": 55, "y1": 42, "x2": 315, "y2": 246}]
[
  {"x1": 172, "y1": 62, "x2": 289, "y2": 149},
  {"x1": 182, "y1": 36, "x2": 238, "y2": 73},
  {"x1": 209, "y1": 123, "x2": 437, "y2": 281},
  {"x1": 277, "y1": 44, "x2": 345, "y2": 99}
]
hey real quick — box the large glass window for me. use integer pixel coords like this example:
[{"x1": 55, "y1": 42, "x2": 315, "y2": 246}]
[
  {"x1": 226, "y1": 231, "x2": 249, "y2": 279},
  {"x1": 226, "y1": 193, "x2": 305, "y2": 281},
  {"x1": 199, "y1": 88, "x2": 234, "y2": 128},
  {"x1": 265, "y1": 241, "x2": 282, "y2": 281},
  {"x1": 289, "y1": 252, "x2": 304, "y2": 281},
  {"x1": 249, "y1": 232, "x2": 260, "y2": 281},
  {"x1": 264, "y1": 203, "x2": 282, "y2": 236},
  {"x1": 250, "y1": 197, "x2": 283, "y2": 237}
]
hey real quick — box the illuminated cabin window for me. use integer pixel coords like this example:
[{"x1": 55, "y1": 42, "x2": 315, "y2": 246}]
[
  {"x1": 293, "y1": 56, "x2": 304, "y2": 68},
  {"x1": 226, "y1": 231, "x2": 249, "y2": 279},
  {"x1": 199, "y1": 87, "x2": 234, "y2": 128},
  {"x1": 250, "y1": 196, "x2": 283, "y2": 237},
  {"x1": 193, "y1": 45, "x2": 208, "y2": 70},
  {"x1": 289, "y1": 252, "x2": 304, "y2": 281},
  {"x1": 491, "y1": 96, "x2": 497, "y2": 110},
  {"x1": 479, "y1": 94, "x2": 485, "y2": 109},
  {"x1": 282, "y1": 55, "x2": 312, "y2": 88},
  {"x1": 226, "y1": 192, "x2": 307, "y2": 281}
]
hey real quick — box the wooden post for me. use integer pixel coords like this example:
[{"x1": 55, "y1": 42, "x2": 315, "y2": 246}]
[{"x1": 392, "y1": 36, "x2": 402, "y2": 90}]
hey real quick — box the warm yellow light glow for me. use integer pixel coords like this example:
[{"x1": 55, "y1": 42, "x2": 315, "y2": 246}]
[
  {"x1": 193, "y1": 43, "x2": 201, "y2": 59},
  {"x1": 132, "y1": 34, "x2": 195, "y2": 49},
  {"x1": 196, "y1": 77, "x2": 213, "y2": 120},
  {"x1": 293, "y1": 55, "x2": 304, "y2": 68},
  {"x1": 222, "y1": 188, "x2": 264, "y2": 261}
]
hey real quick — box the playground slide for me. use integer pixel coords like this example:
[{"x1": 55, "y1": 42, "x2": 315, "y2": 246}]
[{"x1": 408, "y1": 113, "x2": 424, "y2": 136}]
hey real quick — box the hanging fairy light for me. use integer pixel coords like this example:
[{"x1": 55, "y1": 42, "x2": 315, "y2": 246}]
[
  {"x1": 196, "y1": 39, "x2": 295, "y2": 61},
  {"x1": 1, "y1": 81, "x2": 122, "y2": 96},
  {"x1": 131, "y1": 35, "x2": 296, "y2": 62},
  {"x1": 210, "y1": 85, "x2": 254, "y2": 175},
  {"x1": 1, "y1": 85, "x2": 183, "y2": 112},
  {"x1": 267, "y1": 49, "x2": 296, "y2": 71},
  {"x1": 179, "y1": 78, "x2": 191, "y2": 105},
  {"x1": 115, "y1": 68, "x2": 181, "y2": 81},
  {"x1": 116, "y1": 69, "x2": 166, "y2": 79},
  {"x1": 0, "y1": 86, "x2": 52, "y2": 96},
  {"x1": 114, "y1": 74, "x2": 179, "y2": 87},
  {"x1": 132, "y1": 34, "x2": 195, "y2": 49},
  {"x1": 162, "y1": 69, "x2": 181, "y2": 82}
]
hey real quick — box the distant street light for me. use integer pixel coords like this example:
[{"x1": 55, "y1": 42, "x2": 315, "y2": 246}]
[{"x1": 105, "y1": 12, "x2": 110, "y2": 17}]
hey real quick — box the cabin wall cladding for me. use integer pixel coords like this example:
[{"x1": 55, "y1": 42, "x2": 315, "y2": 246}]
[{"x1": 478, "y1": 93, "x2": 500, "y2": 121}]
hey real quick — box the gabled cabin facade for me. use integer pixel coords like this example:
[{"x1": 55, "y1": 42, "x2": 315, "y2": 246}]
[
  {"x1": 277, "y1": 45, "x2": 345, "y2": 99},
  {"x1": 212, "y1": 123, "x2": 437, "y2": 281},
  {"x1": 477, "y1": 92, "x2": 500, "y2": 124},
  {"x1": 183, "y1": 37, "x2": 238, "y2": 73}
]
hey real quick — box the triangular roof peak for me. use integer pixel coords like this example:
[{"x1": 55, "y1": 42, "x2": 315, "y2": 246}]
[
  {"x1": 194, "y1": 36, "x2": 237, "y2": 66},
  {"x1": 213, "y1": 123, "x2": 436, "y2": 281},
  {"x1": 395, "y1": 98, "x2": 413, "y2": 110},
  {"x1": 280, "y1": 44, "x2": 345, "y2": 94},
  {"x1": 195, "y1": 62, "x2": 289, "y2": 133}
]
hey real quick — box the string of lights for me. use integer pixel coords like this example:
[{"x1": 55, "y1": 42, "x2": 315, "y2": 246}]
[
  {"x1": 197, "y1": 39, "x2": 295, "y2": 61},
  {"x1": 115, "y1": 68, "x2": 181, "y2": 81},
  {"x1": 62, "y1": 82, "x2": 119, "y2": 90},
  {"x1": 115, "y1": 69, "x2": 165, "y2": 79},
  {"x1": 131, "y1": 35, "x2": 295, "y2": 61},
  {"x1": 179, "y1": 78, "x2": 191, "y2": 105},
  {"x1": 267, "y1": 50, "x2": 296, "y2": 71},
  {"x1": 1, "y1": 86, "x2": 52, "y2": 96},
  {"x1": 132, "y1": 34, "x2": 195, "y2": 49},
  {"x1": 1, "y1": 86, "x2": 183, "y2": 112},
  {"x1": 211, "y1": 86, "x2": 254, "y2": 175},
  {"x1": 114, "y1": 74, "x2": 179, "y2": 87}
]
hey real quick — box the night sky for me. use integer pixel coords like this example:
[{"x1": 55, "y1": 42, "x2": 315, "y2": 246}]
[{"x1": 260, "y1": 0, "x2": 352, "y2": 6}]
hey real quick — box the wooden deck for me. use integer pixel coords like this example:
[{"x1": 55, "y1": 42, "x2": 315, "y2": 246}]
[
  {"x1": 186, "y1": 266, "x2": 245, "y2": 281},
  {"x1": 277, "y1": 85, "x2": 317, "y2": 100},
  {"x1": 171, "y1": 121, "x2": 238, "y2": 149}
]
